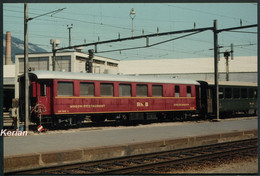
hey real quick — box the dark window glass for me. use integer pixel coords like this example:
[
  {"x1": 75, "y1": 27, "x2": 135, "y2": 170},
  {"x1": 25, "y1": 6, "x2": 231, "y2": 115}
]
[
  {"x1": 119, "y1": 84, "x2": 131, "y2": 97},
  {"x1": 30, "y1": 83, "x2": 34, "y2": 98},
  {"x1": 136, "y1": 84, "x2": 148, "y2": 97},
  {"x1": 58, "y1": 82, "x2": 73, "y2": 96},
  {"x1": 225, "y1": 88, "x2": 232, "y2": 99},
  {"x1": 152, "y1": 85, "x2": 162, "y2": 97},
  {"x1": 80, "y1": 82, "x2": 94, "y2": 96},
  {"x1": 175, "y1": 85, "x2": 180, "y2": 97},
  {"x1": 233, "y1": 88, "x2": 240, "y2": 99},
  {"x1": 241, "y1": 88, "x2": 248, "y2": 98},
  {"x1": 187, "y1": 86, "x2": 191, "y2": 97},
  {"x1": 100, "y1": 83, "x2": 114, "y2": 96},
  {"x1": 219, "y1": 87, "x2": 224, "y2": 99},
  {"x1": 248, "y1": 88, "x2": 255, "y2": 98},
  {"x1": 40, "y1": 83, "x2": 46, "y2": 96}
]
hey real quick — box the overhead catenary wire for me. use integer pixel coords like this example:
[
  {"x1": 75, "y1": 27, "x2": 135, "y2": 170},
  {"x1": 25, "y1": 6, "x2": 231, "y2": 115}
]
[
  {"x1": 165, "y1": 4, "x2": 255, "y2": 24},
  {"x1": 3, "y1": 4, "x2": 257, "y2": 60},
  {"x1": 225, "y1": 30, "x2": 257, "y2": 34},
  {"x1": 97, "y1": 30, "x2": 205, "y2": 54}
]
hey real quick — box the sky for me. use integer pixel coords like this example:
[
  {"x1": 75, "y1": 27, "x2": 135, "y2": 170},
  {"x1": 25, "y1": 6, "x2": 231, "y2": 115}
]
[{"x1": 3, "y1": 3, "x2": 257, "y2": 61}]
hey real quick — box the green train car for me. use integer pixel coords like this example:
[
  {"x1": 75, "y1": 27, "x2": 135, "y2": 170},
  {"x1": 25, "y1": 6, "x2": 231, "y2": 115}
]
[{"x1": 199, "y1": 81, "x2": 257, "y2": 117}]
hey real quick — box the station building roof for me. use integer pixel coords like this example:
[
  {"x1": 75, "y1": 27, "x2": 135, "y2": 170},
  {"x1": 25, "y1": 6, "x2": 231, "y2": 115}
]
[{"x1": 119, "y1": 56, "x2": 257, "y2": 75}]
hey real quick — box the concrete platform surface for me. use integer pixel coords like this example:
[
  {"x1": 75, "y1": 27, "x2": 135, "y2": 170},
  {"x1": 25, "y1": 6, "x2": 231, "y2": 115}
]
[
  {"x1": 3, "y1": 118, "x2": 258, "y2": 173},
  {"x1": 4, "y1": 118, "x2": 257, "y2": 156}
]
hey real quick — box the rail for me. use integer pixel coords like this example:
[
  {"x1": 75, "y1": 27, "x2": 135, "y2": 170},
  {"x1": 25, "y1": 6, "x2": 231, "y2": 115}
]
[{"x1": 9, "y1": 138, "x2": 257, "y2": 174}]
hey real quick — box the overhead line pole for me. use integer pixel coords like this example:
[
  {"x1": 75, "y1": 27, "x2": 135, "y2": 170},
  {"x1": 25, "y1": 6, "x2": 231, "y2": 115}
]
[
  {"x1": 24, "y1": 3, "x2": 29, "y2": 131},
  {"x1": 213, "y1": 20, "x2": 219, "y2": 121},
  {"x1": 23, "y1": 6, "x2": 65, "y2": 131}
]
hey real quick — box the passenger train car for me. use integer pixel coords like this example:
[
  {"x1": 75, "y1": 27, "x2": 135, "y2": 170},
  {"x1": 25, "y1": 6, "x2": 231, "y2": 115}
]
[
  {"x1": 205, "y1": 81, "x2": 257, "y2": 116},
  {"x1": 18, "y1": 71, "x2": 257, "y2": 126}
]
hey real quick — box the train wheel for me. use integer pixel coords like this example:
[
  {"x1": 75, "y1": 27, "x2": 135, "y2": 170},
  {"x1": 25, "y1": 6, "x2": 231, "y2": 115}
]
[
  {"x1": 201, "y1": 113, "x2": 207, "y2": 120},
  {"x1": 179, "y1": 113, "x2": 187, "y2": 121},
  {"x1": 119, "y1": 114, "x2": 129, "y2": 121},
  {"x1": 75, "y1": 120, "x2": 82, "y2": 127}
]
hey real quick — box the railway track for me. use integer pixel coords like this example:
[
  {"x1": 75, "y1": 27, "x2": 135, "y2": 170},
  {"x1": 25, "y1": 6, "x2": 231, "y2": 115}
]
[{"x1": 10, "y1": 138, "x2": 257, "y2": 174}]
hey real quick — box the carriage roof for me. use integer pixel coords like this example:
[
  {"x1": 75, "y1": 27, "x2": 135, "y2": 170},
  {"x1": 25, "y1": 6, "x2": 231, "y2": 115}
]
[
  {"x1": 28, "y1": 71, "x2": 200, "y2": 85},
  {"x1": 205, "y1": 80, "x2": 257, "y2": 87}
]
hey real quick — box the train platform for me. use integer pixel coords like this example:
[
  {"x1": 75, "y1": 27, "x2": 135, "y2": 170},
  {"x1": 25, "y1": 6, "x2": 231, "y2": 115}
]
[{"x1": 4, "y1": 117, "x2": 258, "y2": 173}]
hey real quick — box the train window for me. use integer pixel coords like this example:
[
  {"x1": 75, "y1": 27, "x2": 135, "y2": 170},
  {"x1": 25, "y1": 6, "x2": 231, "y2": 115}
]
[
  {"x1": 100, "y1": 83, "x2": 114, "y2": 96},
  {"x1": 119, "y1": 84, "x2": 131, "y2": 97},
  {"x1": 233, "y1": 88, "x2": 240, "y2": 99},
  {"x1": 248, "y1": 88, "x2": 256, "y2": 98},
  {"x1": 219, "y1": 88, "x2": 224, "y2": 99},
  {"x1": 40, "y1": 83, "x2": 47, "y2": 96},
  {"x1": 225, "y1": 88, "x2": 232, "y2": 99},
  {"x1": 136, "y1": 84, "x2": 148, "y2": 97},
  {"x1": 58, "y1": 82, "x2": 73, "y2": 96},
  {"x1": 175, "y1": 85, "x2": 180, "y2": 97},
  {"x1": 241, "y1": 88, "x2": 248, "y2": 98},
  {"x1": 152, "y1": 85, "x2": 162, "y2": 97},
  {"x1": 187, "y1": 86, "x2": 191, "y2": 97},
  {"x1": 80, "y1": 82, "x2": 94, "y2": 96}
]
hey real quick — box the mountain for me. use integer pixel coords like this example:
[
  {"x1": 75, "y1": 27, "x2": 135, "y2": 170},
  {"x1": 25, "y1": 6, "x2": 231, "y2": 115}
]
[{"x1": 3, "y1": 33, "x2": 48, "y2": 63}]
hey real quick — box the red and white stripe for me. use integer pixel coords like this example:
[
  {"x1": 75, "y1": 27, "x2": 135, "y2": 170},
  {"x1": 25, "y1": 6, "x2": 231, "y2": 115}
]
[{"x1": 37, "y1": 125, "x2": 44, "y2": 132}]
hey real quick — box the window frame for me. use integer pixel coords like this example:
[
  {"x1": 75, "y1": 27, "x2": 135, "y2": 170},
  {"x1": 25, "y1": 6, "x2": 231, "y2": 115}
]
[
  {"x1": 40, "y1": 83, "x2": 47, "y2": 97},
  {"x1": 219, "y1": 87, "x2": 224, "y2": 99},
  {"x1": 57, "y1": 81, "x2": 74, "y2": 97},
  {"x1": 186, "y1": 86, "x2": 191, "y2": 97},
  {"x1": 224, "y1": 88, "x2": 232, "y2": 99},
  {"x1": 175, "y1": 85, "x2": 180, "y2": 97},
  {"x1": 248, "y1": 88, "x2": 256, "y2": 98},
  {"x1": 136, "y1": 84, "x2": 148, "y2": 97},
  {"x1": 100, "y1": 83, "x2": 114, "y2": 97},
  {"x1": 152, "y1": 85, "x2": 163, "y2": 97},
  {"x1": 241, "y1": 88, "x2": 248, "y2": 99},
  {"x1": 233, "y1": 87, "x2": 240, "y2": 99},
  {"x1": 119, "y1": 84, "x2": 132, "y2": 97},
  {"x1": 80, "y1": 82, "x2": 95, "y2": 97}
]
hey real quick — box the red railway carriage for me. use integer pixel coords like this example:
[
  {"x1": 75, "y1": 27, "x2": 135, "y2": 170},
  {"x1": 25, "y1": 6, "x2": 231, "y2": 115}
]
[{"x1": 19, "y1": 71, "x2": 200, "y2": 126}]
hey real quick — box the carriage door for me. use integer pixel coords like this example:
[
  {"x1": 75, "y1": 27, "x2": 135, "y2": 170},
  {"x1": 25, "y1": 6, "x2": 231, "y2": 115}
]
[
  {"x1": 38, "y1": 80, "x2": 52, "y2": 115},
  {"x1": 207, "y1": 88, "x2": 213, "y2": 113}
]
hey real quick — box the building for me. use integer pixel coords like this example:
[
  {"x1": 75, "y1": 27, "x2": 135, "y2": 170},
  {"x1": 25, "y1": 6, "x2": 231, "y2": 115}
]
[
  {"x1": 119, "y1": 56, "x2": 257, "y2": 83},
  {"x1": 14, "y1": 51, "x2": 119, "y2": 98},
  {"x1": 15, "y1": 51, "x2": 119, "y2": 74},
  {"x1": 3, "y1": 32, "x2": 15, "y2": 111},
  {"x1": 3, "y1": 65, "x2": 16, "y2": 111}
]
